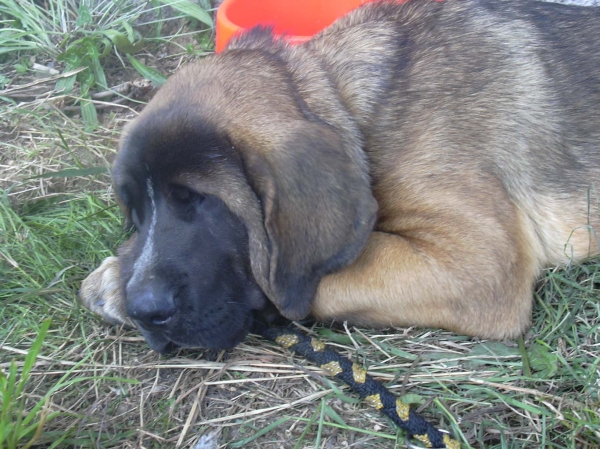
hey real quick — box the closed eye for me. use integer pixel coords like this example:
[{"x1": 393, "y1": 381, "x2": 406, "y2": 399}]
[{"x1": 169, "y1": 184, "x2": 204, "y2": 208}]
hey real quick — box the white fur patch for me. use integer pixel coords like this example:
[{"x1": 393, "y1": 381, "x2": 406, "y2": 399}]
[{"x1": 127, "y1": 178, "x2": 157, "y2": 289}]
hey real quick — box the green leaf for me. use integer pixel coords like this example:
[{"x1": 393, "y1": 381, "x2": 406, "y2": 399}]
[
  {"x1": 156, "y1": 0, "x2": 213, "y2": 27},
  {"x1": 55, "y1": 74, "x2": 77, "y2": 94},
  {"x1": 1, "y1": 362, "x2": 17, "y2": 418},
  {"x1": 518, "y1": 336, "x2": 531, "y2": 377},
  {"x1": 0, "y1": 74, "x2": 9, "y2": 89},
  {"x1": 229, "y1": 417, "x2": 289, "y2": 447},
  {"x1": 17, "y1": 320, "x2": 51, "y2": 397},
  {"x1": 55, "y1": 54, "x2": 80, "y2": 94},
  {"x1": 76, "y1": 69, "x2": 94, "y2": 98},
  {"x1": 102, "y1": 30, "x2": 145, "y2": 54},
  {"x1": 14, "y1": 64, "x2": 28, "y2": 73},
  {"x1": 463, "y1": 341, "x2": 520, "y2": 369},
  {"x1": 76, "y1": 4, "x2": 91, "y2": 26},
  {"x1": 422, "y1": 352, "x2": 463, "y2": 367},
  {"x1": 85, "y1": 40, "x2": 107, "y2": 88},
  {"x1": 323, "y1": 404, "x2": 347, "y2": 426},
  {"x1": 80, "y1": 97, "x2": 99, "y2": 131},
  {"x1": 314, "y1": 329, "x2": 367, "y2": 345},
  {"x1": 399, "y1": 394, "x2": 426, "y2": 406},
  {"x1": 99, "y1": 37, "x2": 113, "y2": 58},
  {"x1": 529, "y1": 342, "x2": 558, "y2": 378},
  {"x1": 121, "y1": 21, "x2": 136, "y2": 45},
  {"x1": 503, "y1": 395, "x2": 551, "y2": 416},
  {"x1": 382, "y1": 346, "x2": 417, "y2": 360},
  {"x1": 126, "y1": 54, "x2": 167, "y2": 86},
  {"x1": 469, "y1": 341, "x2": 520, "y2": 358}
]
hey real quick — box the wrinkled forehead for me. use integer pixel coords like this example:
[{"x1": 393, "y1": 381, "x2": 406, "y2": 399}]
[
  {"x1": 110, "y1": 102, "x2": 263, "y2": 235},
  {"x1": 120, "y1": 107, "x2": 238, "y2": 173},
  {"x1": 122, "y1": 51, "x2": 308, "y2": 148}
]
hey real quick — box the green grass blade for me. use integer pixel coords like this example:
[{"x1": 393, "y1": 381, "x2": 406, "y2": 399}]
[
  {"x1": 15, "y1": 319, "x2": 51, "y2": 397},
  {"x1": 126, "y1": 54, "x2": 167, "y2": 86},
  {"x1": 86, "y1": 43, "x2": 108, "y2": 89},
  {"x1": 229, "y1": 417, "x2": 290, "y2": 447},
  {"x1": 80, "y1": 97, "x2": 99, "y2": 131},
  {"x1": 2, "y1": 362, "x2": 18, "y2": 416},
  {"x1": 27, "y1": 167, "x2": 109, "y2": 180},
  {"x1": 156, "y1": 0, "x2": 213, "y2": 27}
]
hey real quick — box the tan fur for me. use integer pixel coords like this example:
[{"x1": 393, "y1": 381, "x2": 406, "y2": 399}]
[
  {"x1": 79, "y1": 257, "x2": 133, "y2": 328},
  {"x1": 80, "y1": 0, "x2": 600, "y2": 340}
]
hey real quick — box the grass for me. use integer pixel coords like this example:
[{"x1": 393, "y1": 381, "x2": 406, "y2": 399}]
[
  {"x1": 1, "y1": 0, "x2": 213, "y2": 129},
  {"x1": 1, "y1": 1, "x2": 599, "y2": 448}
]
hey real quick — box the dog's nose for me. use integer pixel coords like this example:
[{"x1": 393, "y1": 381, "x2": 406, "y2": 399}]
[{"x1": 126, "y1": 285, "x2": 176, "y2": 327}]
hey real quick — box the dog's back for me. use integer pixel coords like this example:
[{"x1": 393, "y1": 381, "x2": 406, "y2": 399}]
[
  {"x1": 299, "y1": 0, "x2": 600, "y2": 335},
  {"x1": 308, "y1": 0, "x2": 600, "y2": 266}
]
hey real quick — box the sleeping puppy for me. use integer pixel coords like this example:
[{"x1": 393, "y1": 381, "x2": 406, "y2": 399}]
[{"x1": 80, "y1": 0, "x2": 600, "y2": 352}]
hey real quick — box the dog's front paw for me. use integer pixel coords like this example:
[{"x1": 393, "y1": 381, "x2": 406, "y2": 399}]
[{"x1": 79, "y1": 256, "x2": 134, "y2": 328}]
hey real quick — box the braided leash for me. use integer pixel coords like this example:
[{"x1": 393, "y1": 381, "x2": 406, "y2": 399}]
[{"x1": 260, "y1": 327, "x2": 461, "y2": 449}]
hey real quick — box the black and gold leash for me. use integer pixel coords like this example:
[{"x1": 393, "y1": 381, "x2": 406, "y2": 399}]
[{"x1": 260, "y1": 326, "x2": 461, "y2": 449}]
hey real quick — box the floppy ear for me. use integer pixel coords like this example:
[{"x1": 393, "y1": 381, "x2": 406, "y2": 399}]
[{"x1": 242, "y1": 123, "x2": 377, "y2": 320}]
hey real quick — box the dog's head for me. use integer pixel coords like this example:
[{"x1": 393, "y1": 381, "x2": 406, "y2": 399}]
[{"x1": 112, "y1": 44, "x2": 377, "y2": 352}]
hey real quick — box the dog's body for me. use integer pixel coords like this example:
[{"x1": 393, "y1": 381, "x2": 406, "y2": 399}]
[{"x1": 80, "y1": 0, "x2": 600, "y2": 352}]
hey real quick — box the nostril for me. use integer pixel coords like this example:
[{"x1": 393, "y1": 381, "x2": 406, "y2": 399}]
[
  {"x1": 126, "y1": 285, "x2": 176, "y2": 328},
  {"x1": 150, "y1": 310, "x2": 175, "y2": 326},
  {"x1": 131, "y1": 302, "x2": 176, "y2": 328}
]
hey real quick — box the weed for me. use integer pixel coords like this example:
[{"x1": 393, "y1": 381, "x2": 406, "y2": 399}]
[
  {"x1": 0, "y1": 319, "x2": 56, "y2": 449},
  {"x1": 1, "y1": 0, "x2": 213, "y2": 129}
]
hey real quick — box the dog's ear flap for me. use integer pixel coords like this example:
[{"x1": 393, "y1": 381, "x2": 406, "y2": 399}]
[
  {"x1": 243, "y1": 123, "x2": 377, "y2": 320},
  {"x1": 114, "y1": 186, "x2": 134, "y2": 232},
  {"x1": 111, "y1": 170, "x2": 138, "y2": 233}
]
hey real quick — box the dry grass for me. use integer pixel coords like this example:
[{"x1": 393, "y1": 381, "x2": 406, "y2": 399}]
[{"x1": 1, "y1": 2, "x2": 599, "y2": 448}]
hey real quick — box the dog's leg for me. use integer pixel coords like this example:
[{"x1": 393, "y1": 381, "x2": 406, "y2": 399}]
[
  {"x1": 79, "y1": 256, "x2": 133, "y2": 327},
  {"x1": 312, "y1": 216, "x2": 540, "y2": 339}
]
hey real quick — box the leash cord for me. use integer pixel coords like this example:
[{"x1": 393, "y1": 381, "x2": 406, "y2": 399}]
[{"x1": 260, "y1": 326, "x2": 461, "y2": 449}]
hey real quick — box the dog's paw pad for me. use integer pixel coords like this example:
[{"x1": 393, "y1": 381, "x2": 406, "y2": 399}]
[{"x1": 79, "y1": 257, "x2": 134, "y2": 328}]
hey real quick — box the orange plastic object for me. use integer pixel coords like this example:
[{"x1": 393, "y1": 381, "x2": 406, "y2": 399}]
[{"x1": 216, "y1": 0, "x2": 375, "y2": 53}]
